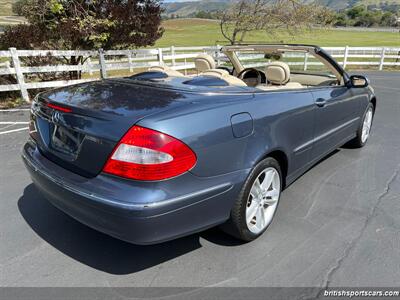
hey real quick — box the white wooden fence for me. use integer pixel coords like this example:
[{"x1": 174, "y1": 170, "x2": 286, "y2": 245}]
[{"x1": 0, "y1": 46, "x2": 399, "y2": 103}]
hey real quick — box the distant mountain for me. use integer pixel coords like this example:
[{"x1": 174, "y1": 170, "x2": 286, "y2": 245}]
[
  {"x1": 162, "y1": 0, "x2": 232, "y2": 17},
  {"x1": 0, "y1": 0, "x2": 17, "y2": 16},
  {"x1": 162, "y1": 0, "x2": 400, "y2": 17}
]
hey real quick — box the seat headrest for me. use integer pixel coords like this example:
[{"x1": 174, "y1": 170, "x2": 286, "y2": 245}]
[
  {"x1": 195, "y1": 54, "x2": 216, "y2": 72},
  {"x1": 200, "y1": 69, "x2": 247, "y2": 87},
  {"x1": 148, "y1": 65, "x2": 185, "y2": 77},
  {"x1": 265, "y1": 62, "x2": 290, "y2": 85},
  {"x1": 148, "y1": 66, "x2": 168, "y2": 72},
  {"x1": 200, "y1": 69, "x2": 229, "y2": 77}
]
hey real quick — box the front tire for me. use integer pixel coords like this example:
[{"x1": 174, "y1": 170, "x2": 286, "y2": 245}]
[
  {"x1": 222, "y1": 157, "x2": 282, "y2": 242},
  {"x1": 351, "y1": 103, "x2": 374, "y2": 148}
]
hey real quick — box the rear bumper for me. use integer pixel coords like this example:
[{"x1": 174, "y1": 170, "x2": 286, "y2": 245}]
[{"x1": 22, "y1": 140, "x2": 247, "y2": 244}]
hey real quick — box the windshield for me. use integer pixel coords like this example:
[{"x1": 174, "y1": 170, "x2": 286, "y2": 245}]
[{"x1": 234, "y1": 50, "x2": 336, "y2": 77}]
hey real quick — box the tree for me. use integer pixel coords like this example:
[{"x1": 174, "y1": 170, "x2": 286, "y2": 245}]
[
  {"x1": 194, "y1": 10, "x2": 215, "y2": 19},
  {"x1": 380, "y1": 11, "x2": 397, "y2": 27},
  {"x1": 346, "y1": 5, "x2": 366, "y2": 20},
  {"x1": 334, "y1": 12, "x2": 348, "y2": 26},
  {"x1": 218, "y1": 0, "x2": 333, "y2": 45},
  {"x1": 334, "y1": 5, "x2": 398, "y2": 28},
  {"x1": 0, "y1": 0, "x2": 164, "y2": 79},
  {"x1": 354, "y1": 11, "x2": 380, "y2": 27},
  {"x1": 11, "y1": 0, "x2": 28, "y2": 16},
  {"x1": 4, "y1": 0, "x2": 163, "y2": 50}
]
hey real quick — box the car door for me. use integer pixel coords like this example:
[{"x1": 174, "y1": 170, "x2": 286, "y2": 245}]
[
  {"x1": 248, "y1": 89, "x2": 317, "y2": 181},
  {"x1": 310, "y1": 85, "x2": 360, "y2": 161}
]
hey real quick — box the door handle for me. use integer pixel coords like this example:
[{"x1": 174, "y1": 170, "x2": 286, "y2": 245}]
[{"x1": 315, "y1": 98, "x2": 327, "y2": 107}]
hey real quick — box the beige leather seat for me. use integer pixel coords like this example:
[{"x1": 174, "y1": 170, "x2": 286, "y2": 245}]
[
  {"x1": 200, "y1": 69, "x2": 229, "y2": 76},
  {"x1": 201, "y1": 69, "x2": 247, "y2": 87},
  {"x1": 257, "y1": 61, "x2": 303, "y2": 90},
  {"x1": 194, "y1": 54, "x2": 216, "y2": 73},
  {"x1": 148, "y1": 65, "x2": 185, "y2": 77}
]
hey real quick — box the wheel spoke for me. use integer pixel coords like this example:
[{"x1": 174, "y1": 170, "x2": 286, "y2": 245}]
[
  {"x1": 256, "y1": 178, "x2": 263, "y2": 191},
  {"x1": 265, "y1": 198, "x2": 278, "y2": 206},
  {"x1": 265, "y1": 188, "x2": 279, "y2": 206},
  {"x1": 250, "y1": 183, "x2": 260, "y2": 198},
  {"x1": 246, "y1": 201, "x2": 258, "y2": 224},
  {"x1": 367, "y1": 111, "x2": 372, "y2": 124},
  {"x1": 261, "y1": 170, "x2": 274, "y2": 190},
  {"x1": 265, "y1": 188, "x2": 279, "y2": 198},
  {"x1": 255, "y1": 207, "x2": 263, "y2": 230}
]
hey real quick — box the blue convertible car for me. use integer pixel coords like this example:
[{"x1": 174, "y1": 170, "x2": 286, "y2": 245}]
[{"x1": 23, "y1": 44, "x2": 376, "y2": 244}]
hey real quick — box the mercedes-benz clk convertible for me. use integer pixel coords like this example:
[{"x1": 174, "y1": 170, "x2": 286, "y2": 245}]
[{"x1": 22, "y1": 44, "x2": 376, "y2": 244}]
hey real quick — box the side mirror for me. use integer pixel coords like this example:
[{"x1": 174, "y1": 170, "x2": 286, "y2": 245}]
[{"x1": 349, "y1": 75, "x2": 369, "y2": 88}]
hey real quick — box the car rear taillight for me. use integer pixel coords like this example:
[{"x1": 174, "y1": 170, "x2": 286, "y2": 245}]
[
  {"x1": 103, "y1": 126, "x2": 197, "y2": 181},
  {"x1": 47, "y1": 102, "x2": 72, "y2": 113}
]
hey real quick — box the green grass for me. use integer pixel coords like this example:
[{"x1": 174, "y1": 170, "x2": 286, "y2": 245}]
[{"x1": 155, "y1": 19, "x2": 400, "y2": 47}]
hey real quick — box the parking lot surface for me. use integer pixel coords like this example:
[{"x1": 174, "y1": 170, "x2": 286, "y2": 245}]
[{"x1": 1, "y1": 72, "x2": 399, "y2": 293}]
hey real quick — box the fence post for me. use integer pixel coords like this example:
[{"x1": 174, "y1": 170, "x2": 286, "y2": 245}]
[
  {"x1": 127, "y1": 52, "x2": 133, "y2": 72},
  {"x1": 379, "y1": 47, "x2": 386, "y2": 71},
  {"x1": 158, "y1": 48, "x2": 163, "y2": 65},
  {"x1": 86, "y1": 57, "x2": 93, "y2": 75},
  {"x1": 171, "y1": 46, "x2": 176, "y2": 66},
  {"x1": 215, "y1": 45, "x2": 221, "y2": 66},
  {"x1": 303, "y1": 52, "x2": 309, "y2": 71},
  {"x1": 343, "y1": 45, "x2": 349, "y2": 69},
  {"x1": 98, "y1": 48, "x2": 107, "y2": 79},
  {"x1": 9, "y1": 47, "x2": 29, "y2": 103}
]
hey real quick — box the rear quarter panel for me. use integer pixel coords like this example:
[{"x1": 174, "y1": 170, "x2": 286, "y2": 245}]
[{"x1": 138, "y1": 89, "x2": 316, "y2": 182}]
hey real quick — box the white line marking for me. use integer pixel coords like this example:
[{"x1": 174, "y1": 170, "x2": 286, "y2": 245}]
[
  {"x1": 0, "y1": 127, "x2": 29, "y2": 135},
  {"x1": 0, "y1": 108, "x2": 30, "y2": 112},
  {"x1": 0, "y1": 122, "x2": 29, "y2": 125},
  {"x1": 0, "y1": 124, "x2": 17, "y2": 130}
]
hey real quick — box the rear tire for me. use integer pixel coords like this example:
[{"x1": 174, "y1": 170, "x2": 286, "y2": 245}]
[
  {"x1": 221, "y1": 157, "x2": 282, "y2": 242},
  {"x1": 350, "y1": 103, "x2": 374, "y2": 148}
]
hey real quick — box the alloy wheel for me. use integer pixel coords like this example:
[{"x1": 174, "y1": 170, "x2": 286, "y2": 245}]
[
  {"x1": 361, "y1": 107, "x2": 373, "y2": 143},
  {"x1": 246, "y1": 167, "x2": 281, "y2": 234}
]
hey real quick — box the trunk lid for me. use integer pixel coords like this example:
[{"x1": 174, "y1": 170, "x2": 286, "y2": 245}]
[{"x1": 30, "y1": 80, "x2": 188, "y2": 177}]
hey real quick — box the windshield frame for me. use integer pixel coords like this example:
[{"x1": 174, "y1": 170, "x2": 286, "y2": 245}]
[{"x1": 221, "y1": 44, "x2": 346, "y2": 84}]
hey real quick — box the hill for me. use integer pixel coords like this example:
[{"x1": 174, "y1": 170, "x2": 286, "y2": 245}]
[
  {"x1": 163, "y1": 0, "x2": 400, "y2": 17},
  {"x1": 162, "y1": 0, "x2": 230, "y2": 17},
  {"x1": 2, "y1": 0, "x2": 400, "y2": 17},
  {"x1": 0, "y1": 0, "x2": 16, "y2": 16}
]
